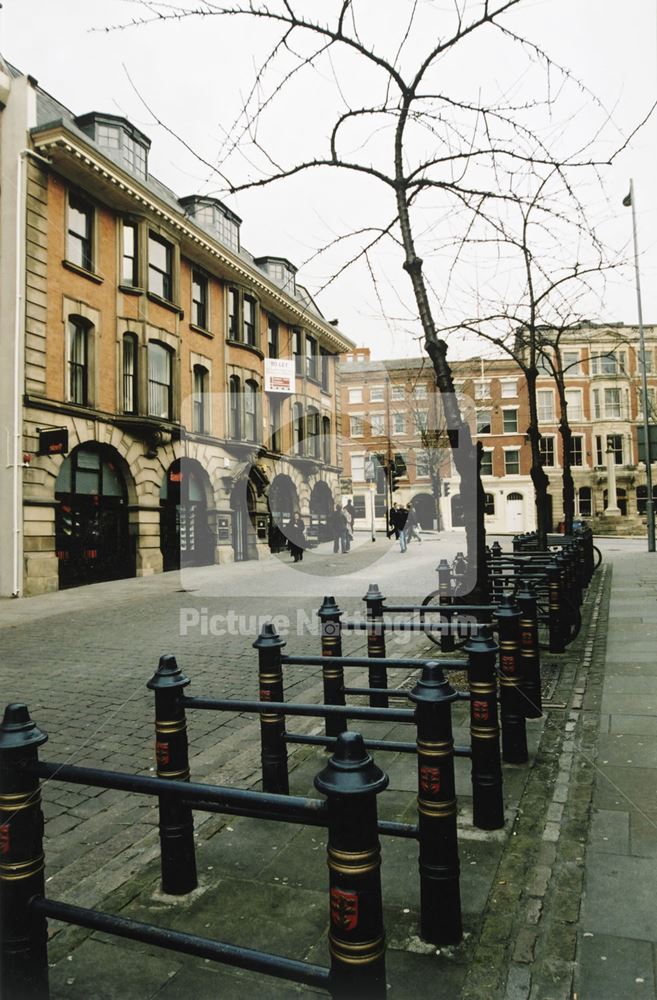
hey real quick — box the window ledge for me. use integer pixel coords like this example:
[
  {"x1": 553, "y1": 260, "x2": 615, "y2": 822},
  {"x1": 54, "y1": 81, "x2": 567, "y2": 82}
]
[
  {"x1": 225, "y1": 339, "x2": 264, "y2": 361},
  {"x1": 147, "y1": 291, "x2": 184, "y2": 316},
  {"x1": 118, "y1": 283, "x2": 145, "y2": 296},
  {"x1": 190, "y1": 323, "x2": 214, "y2": 340},
  {"x1": 62, "y1": 260, "x2": 104, "y2": 284}
]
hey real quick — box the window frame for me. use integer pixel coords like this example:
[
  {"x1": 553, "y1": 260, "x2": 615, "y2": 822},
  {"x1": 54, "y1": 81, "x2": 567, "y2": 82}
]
[
  {"x1": 293, "y1": 401, "x2": 305, "y2": 455},
  {"x1": 569, "y1": 434, "x2": 584, "y2": 467},
  {"x1": 267, "y1": 316, "x2": 279, "y2": 359},
  {"x1": 147, "y1": 341, "x2": 174, "y2": 420},
  {"x1": 475, "y1": 409, "x2": 492, "y2": 435},
  {"x1": 192, "y1": 363, "x2": 210, "y2": 434},
  {"x1": 502, "y1": 407, "x2": 518, "y2": 434},
  {"x1": 229, "y1": 374, "x2": 241, "y2": 439},
  {"x1": 243, "y1": 378, "x2": 259, "y2": 442},
  {"x1": 537, "y1": 388, "x2": 555, "y2": 423},
  {"x1": 68, "y1": 317, "x2": 89, "y2": 406},
  {"x1": 370, "y1": 414, "x2": 385, "y2": 437},
  {"x1": 305, "y1": 335, "x2": 318, "y2": 381},
  {"x1": 503, "y1": 448, "x2": 520, "y2": 475},
  {"x1": 370, "y1": 385, "x2": 385, "y2": 402},
  {"x1": 191, "y1": 270, "x2": 209, "y2": 330},
  {"x1": 67, "y1": 192, "x2": 94, "y2": 272},
  {"x1": 122, "y1": 332, "x2": 138, "y2": 414},
  {"x1": 348, "y1": 388, "x2": 363, "y2": 404},
  {"x1": 243, "y1": 295, "x2": 257, "y2": 347},
  {"x1": 350, "y1": 415, "x2": 364, "y2": 437},
  {"x1": 480, "y1": 449, "x2": 494, "y2": 476},
  {"x1": 538, "y1": 435, "x2": 556, "y2": 468},
  {"x1": 121, "y1": 221, "x2": 138, "y2": 287},
  {"x1": 148, "y1": 232, "x2": 174, "y2": 302}
]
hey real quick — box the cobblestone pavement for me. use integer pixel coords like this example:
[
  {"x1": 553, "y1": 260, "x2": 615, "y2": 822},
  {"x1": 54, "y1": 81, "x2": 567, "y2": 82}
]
[{"x1": 1, "y1": 533, "x2": 453, "y2": 908}]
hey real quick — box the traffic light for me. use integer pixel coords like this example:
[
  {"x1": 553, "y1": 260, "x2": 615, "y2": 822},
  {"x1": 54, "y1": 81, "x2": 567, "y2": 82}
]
[{"x1": 389, "y1": 459, "x2": 400, "y2": 492}]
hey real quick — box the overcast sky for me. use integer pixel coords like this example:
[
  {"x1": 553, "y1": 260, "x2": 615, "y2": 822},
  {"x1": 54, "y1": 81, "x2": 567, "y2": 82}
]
[{"x1": 2, "y1": 1, "x2": 656, "y2": 359}]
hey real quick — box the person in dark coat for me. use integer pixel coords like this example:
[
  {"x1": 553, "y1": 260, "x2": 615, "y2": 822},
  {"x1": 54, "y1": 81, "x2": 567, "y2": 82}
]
[
  {"x1": 396, "y1": 505, "x2": 409, "y2": 552},
  {"x1": 330, "y1": 504, "x2": 349, "y2": 554},
  {"x1": 404, "y1": 505, "x2": 422, "y2": 543},
  {"x1": 287, "y1": 512, "x2": 306, "y2": 562}
]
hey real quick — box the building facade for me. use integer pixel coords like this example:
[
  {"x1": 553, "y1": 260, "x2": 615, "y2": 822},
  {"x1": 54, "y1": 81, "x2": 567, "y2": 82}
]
[
  {"x1": 340, "y1": 324, "x2": 657, "y2": 537},
  {"x1": 0, "y1": 58, "x2": 353, "y2": 596}
]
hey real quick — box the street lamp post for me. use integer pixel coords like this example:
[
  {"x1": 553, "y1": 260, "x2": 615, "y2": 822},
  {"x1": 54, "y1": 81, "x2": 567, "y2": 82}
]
[
  {"x1": 625, "y1": 180, "x2": 655, "y2": 552},
  {"x1": 364, "y1": 452, "x2": 376, "y2": 542}
]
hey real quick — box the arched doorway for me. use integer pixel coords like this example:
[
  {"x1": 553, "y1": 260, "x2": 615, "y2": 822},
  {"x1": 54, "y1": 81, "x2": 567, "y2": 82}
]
[
  {"x1": 450, "y1": 493, "x2": 465, "y2": 528},
  {"x1": 309, "y1": 481, "x2": 333, "y2": 542},
  {"x1": 55, "y1": 444, "x2": 134, "y2": 589},
  {"x1": 411, "y1": 493, "x2": 436, "y2": 530},
  {"x1": 268, "y1": 474, "x2": 299, "y2": 553},
  {"x1": 230, "y1": 475, "x2": 258, "y2": 562},
  {"x1": 160, "y1": 458, "x2": 213, "y2": 571},
  {"x1": 506, "y1": 492, "x2": 525, "y2": 532}
]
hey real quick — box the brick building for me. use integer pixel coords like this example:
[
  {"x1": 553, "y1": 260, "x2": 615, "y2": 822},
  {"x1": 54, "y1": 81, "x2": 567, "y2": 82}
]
[
  {"x1": 340, "y1": 323, "x2": 657, "y2": 536},
  {"x1": 0, "y1": 58, "x2": 353, "y2": 596}
]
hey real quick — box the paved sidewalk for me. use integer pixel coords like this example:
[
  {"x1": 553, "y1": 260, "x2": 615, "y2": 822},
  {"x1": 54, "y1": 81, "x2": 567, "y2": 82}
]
[{"x1": 575, "y1": 550, "x2": 657, "y2": 999}]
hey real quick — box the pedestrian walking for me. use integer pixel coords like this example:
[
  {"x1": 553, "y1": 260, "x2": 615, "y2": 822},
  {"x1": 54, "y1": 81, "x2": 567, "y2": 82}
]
[
  {"x1": 387, "y1": 503, "x2": 401, "y2": 539},
  {"x1": 404, "y1": 505, "x2": 422, "y2": 544},
  {"x1": 397, "y1": 506, "x2": 409, "y2": 552},
  {"x1": 287, "y1": 512, "x2": 306, "y2": 563},
  {"x1": 330, "y1": 504, "x2": 349, "y2": 554}
]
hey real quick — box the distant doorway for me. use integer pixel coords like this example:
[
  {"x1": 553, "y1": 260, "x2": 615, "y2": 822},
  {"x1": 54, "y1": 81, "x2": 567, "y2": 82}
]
[
  {"x1": 412, "y1": 493, "x2": 436, "y2": 530},
  {"x1": 268, "y1": 474, "x2": 299, "y2": 553},
  {"x1": 160, "y1": 459, "x2": 213, "y2": 571},
  {"x1": 309, "y1": 481, "x2": 333, "y2": 542},
  {"x1": 231, "y1": 476, "x2": 258, "y2": 562},
  {"x1": 55, "y1": 444, "x2": 134, "y2": 589},
  {"x1": 506, "y1": 492, "x2": 525, "y2": 532}
]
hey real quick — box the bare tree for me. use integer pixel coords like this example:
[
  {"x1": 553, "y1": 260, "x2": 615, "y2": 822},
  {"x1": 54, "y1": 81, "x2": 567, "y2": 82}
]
[{"x1": 111, "y1": 0, "x2": 650, "y2": 590}]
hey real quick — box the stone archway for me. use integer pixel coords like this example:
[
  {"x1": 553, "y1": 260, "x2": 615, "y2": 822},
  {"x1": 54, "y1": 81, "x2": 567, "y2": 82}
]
[
  {"x1": 268, "y1": 474, "x2": 300, "y2": 553},
  {"x1": 411, "y1": 492, "x2": 437, "y2": 530},
  {"x1": 55, "y1": 443, "x2": 135, "y2": 589},
  {"x1": 309, "y1": 480, "x2": 334, "y2": 542},
  {"x1": 160, "y1": 458, "x2": 214, "y2": 571}
]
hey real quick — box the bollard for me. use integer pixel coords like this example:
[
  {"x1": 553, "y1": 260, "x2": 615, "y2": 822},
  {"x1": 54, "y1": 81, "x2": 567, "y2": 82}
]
[
  {"x1": 315, "y1": 732, "x2": 388, "y2": 1000},
  {"x1": 496, "y1": 598, "x2": 529, "y2": 764},
  {"x1": 555, "y1": 552, "x2": 570, "y2": 649},
  {"x1": 0, "y1": 703, "x2": 49, "y2": 1000},
  {"x1": 463, "y1": 629, "x2": 504, "y2": 830},
  {"x1": 409, "y1": 664, "x2": 462, "y2": 945},
  {"x1": 318, "y1": 597, "x2": 348, "y2": 739},
  {"x1": 147, "y1": 656, "x2": 198, "y2": 895},
  {"x1": 516, "y1": 579, "x2": 543, "y2": 719},
  {"x1": 253, "y1": 625, "x2": 289, "y2": 794},
  {"x1": 546, "y1": 559, "x2": 565, "y2": 654},
  {"x1": 437, "y1": 559, "x2": 455, "y2": 653},
  {"x1": 363, "y1": 585, "x2": 388, "y2": 708}
]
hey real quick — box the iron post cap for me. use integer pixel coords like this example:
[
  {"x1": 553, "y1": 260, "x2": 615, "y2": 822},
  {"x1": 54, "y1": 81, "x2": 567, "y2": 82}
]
[
  {"x1": 147, "y1": 654, "x2": 191, "y2": 690},
  {"x1": 317, "y1": 595, "x2": 341, "y2": 620},
  {"x1": 515, "y1": 578, "x2": 537, "y2": 600},
  {"x1": 409, "y1": 662, "x2": 457, "y2": 705},
  {"x1": 314, "y1": 732, "x2": 388, "y2": 798},
  {"x1": 363, "y1": 583, "x2": 384, "y2": 604},
  {"x1": 491, "y1": 541, "x2": 502, "y2": 554},
  {"x1": 0, "y1": 703, "x2": 48, "y2": 750},
  {"x1": 252, "y1": 623, "x2": 286, "y2": 651},
  {"x1": 496, "y1": 595, "x2": 521, "y2": 617},
  {"x1": 437, "y1": 558, "x2": 451, "y2": 570},
  {"x1": 463, "y1": 625, "x2": 499, "y2": 656}
]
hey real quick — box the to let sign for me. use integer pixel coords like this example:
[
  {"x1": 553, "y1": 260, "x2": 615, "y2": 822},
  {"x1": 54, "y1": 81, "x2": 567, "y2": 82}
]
[
  {"x1": 264, "y1": 358, "x2": 295, "y2": 393},
  {"x1": 38, "y1": 428, "x2": 68, "y2": 456}
]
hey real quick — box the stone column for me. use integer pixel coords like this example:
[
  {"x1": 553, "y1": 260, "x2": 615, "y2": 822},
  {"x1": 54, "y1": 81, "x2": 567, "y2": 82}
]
[{"x1": 604, "y1": 445, "x2": 621, "y2": 516}]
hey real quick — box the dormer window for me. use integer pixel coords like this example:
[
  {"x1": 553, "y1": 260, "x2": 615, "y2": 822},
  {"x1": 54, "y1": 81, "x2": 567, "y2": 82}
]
[
  {"x1": 76, "y1": 113, "x2": 150, "y2": 180},
  {"x1": 179, "y1": 196, "x2": 241, "y2": 254},
  {"x1": 254, "y1": 256, "x2": 297, "y2": 296}
]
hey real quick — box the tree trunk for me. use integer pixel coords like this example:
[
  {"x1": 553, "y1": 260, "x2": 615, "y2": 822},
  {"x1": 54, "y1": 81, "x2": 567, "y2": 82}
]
[
  {"x1": 525, "y1": 369, "x2": 551, "y2": 549},
  {"x1": 554, "y1": 376, "x2": 575, "y2": 534}
]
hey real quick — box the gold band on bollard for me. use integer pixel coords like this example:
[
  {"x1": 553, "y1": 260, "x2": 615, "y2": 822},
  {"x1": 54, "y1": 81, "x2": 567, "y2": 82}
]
[
  {"x1": 155, "y1": 719, "x2": 186, "y2": 735},
  {"x1": 328, "y1": 845, "x2": 380, "y2": 876},
  {"x1": 329, "y1": 934, "x2": 386, "y2": 965},
  {"x1": 0, "y1": 853, "x2": 45, "y2": 881},
  {"x1": 417, "y1": 738, "x2": 453, "y2": 758},
  {"x1": 418, "y1": 797, "x2": 457, "y2": 818}
]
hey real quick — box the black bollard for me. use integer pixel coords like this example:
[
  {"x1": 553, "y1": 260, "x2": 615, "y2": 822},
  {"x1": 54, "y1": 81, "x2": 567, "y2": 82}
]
[
  {"x1": 437, "y1": 559, "x2": 455, "y2": 653},
  {"x1": 463, "y1": 629, "x2": 504, "y2": 830},
  {"x1": 546, "y1": 559, "x2": 565, "y2": 654},
  {"x1": 516, "y1": 579, "x2": 543, "y2": 719},
  {"x1": 409, "y1": 664, "x2": 462, "y2": 945},
  {"x1": 0, "y1": 703, "x2": 49, "y2": 1000},
  {"x1": 253, "y1": 624, "x2": 289, "y2": 795},
  {"x1": 315, "y1": 732, "x2": 388, "y2": 1000},
  {"x1": 147, "y1": 656, "x2": 198, "y2": 895},
  {"x1": 318, "y1": 597, "x2": 347, "y2": 739},
  {"x1": 363, "y1": 584, "x2": 388, "y2": 708},
  {"x1": 496, "y1": 598, "x2": 528, "y2": 764}
]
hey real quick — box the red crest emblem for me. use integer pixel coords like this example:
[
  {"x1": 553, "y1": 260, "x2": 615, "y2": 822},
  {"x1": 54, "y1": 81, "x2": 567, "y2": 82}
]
[
  {"x1": 521, "y1": 630, "x2": 533, "y2": 645},
  {"x1": 501, "y1": 654, "x2": 515, "y2": 673},
  {"x1": 156, "y1": 741, "x2": 170, "y2": 766},
  {"x1": 420, "y1": 765, "x2": 441, "y2": 795},
  {"x1": 331, "y1": 888, "x2": 359, "y2": 931},
  {"x1": 0, "y1": 824, "x2": 9, "y2": 855},
  {"x1": 259, "y1": 688, "x2": 271, "y2": 701},
  {"x1": 472, "y1": 700, "x2": 489, "y2": 721}
]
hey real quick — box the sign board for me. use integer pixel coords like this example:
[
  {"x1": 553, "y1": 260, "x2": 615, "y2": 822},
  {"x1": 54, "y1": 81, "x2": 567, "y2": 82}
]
[
  {"x1": 38, "y1": 428, "x2": 68, "y2": 457},
  {"x1": 340, "y1": 477, "x2": 352, "y2": 494},
  {"x1": 637, "y1": 425, "x2": 657, "y2": 464},
  {"x1": 264, "y1": 358, "x2": 295, "y2": 394}
]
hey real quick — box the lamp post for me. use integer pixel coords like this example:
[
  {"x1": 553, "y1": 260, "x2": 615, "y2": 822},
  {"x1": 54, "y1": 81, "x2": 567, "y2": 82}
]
[
  {"x1": 364, "y1": 451, "x2": 376, "y2": 541},
  {"x1": 624, "y1": 180, "x2": 655, "y2": 552}
]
